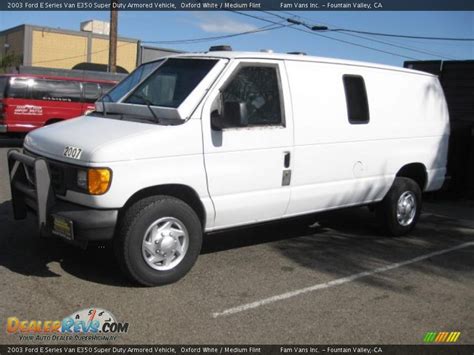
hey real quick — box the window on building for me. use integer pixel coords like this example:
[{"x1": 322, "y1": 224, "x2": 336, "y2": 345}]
[
  {"x1": 221, "y1": 65, "x2": 284, "y2": 126},
  {"x1": 343, "y1": 75, "x2": 370, "y2": 124}
]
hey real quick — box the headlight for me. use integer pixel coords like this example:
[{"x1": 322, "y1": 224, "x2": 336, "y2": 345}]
[{"x1": 76, "y1": 168, "x2": 112, "y2": 195}]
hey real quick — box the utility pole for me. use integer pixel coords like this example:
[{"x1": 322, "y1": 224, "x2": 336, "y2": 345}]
[{"x1": 108, "y1": 0, "x2": 118, "y2": 73}]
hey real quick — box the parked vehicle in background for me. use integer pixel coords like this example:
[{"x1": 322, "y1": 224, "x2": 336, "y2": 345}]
[
  {"x1": 0, "y1": 74, "x2": 118, "y2": 134},
  {"x1": 8, "y1": 49, "x2": 450, "y2": 286},
  {"x1": 404, "y1": 60, "x2": 474, "y2": 199}
]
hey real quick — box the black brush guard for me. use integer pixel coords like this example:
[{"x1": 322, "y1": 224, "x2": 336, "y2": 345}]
[
  {"x1": 8, "y1": 150, "x2": 55, "y2": 232},
  {"x1": 8, "y1": 149, "x2": 118, "y2": 244}
]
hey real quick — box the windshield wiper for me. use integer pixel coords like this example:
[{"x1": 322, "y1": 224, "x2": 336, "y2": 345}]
[
  {"x1": 132, "y1": 93, "x2": 160, "y2": 124},
  {"x1": 99, "y1": 93, "x2": 112, "y2": 117}
]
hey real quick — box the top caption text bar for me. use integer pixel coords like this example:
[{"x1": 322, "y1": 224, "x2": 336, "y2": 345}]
[{"x1": 3, "y1": 0, "x2": 474, "y2": 11}]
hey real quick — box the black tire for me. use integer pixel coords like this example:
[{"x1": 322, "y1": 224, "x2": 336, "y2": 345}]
[
  {"x1": 376, "y1": 177, "x2": 422, "y2": 236},
  {"x1": 114, "y1": 196, "x2": 202, "y2": 286}
]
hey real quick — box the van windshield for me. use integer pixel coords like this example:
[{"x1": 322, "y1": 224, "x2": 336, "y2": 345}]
[
  {"x1": 124, "y1": 58, "x2": 218, "y2": 108},
  {"x1": 103, "y1": 60, "x2": 164, "y2": 102}
]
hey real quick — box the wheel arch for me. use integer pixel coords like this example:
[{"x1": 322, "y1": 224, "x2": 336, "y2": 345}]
[
  {"x1": 120, "y1": 184, "x2": 207, "y2": 230},
  {"x1": 395, "y1": 163, "x2": 428, "y2": 191}
]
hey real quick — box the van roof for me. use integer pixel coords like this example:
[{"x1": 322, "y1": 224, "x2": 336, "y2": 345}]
[{"x1": 169, "y1": 51, "x2": 437, "y2": 77}]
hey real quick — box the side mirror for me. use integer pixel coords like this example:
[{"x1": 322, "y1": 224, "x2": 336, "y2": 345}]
[{"x1": 211, "y1": 101, "x2": 248, "y2": 130}]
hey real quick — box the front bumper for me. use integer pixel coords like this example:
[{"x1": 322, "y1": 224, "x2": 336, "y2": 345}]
[
  {"x1": 49, "y1": 201, "x2": 118, "y2": 241},
  {"x1": 0, "y1": 124, "x2": 7, "y2": 133},
  {"x1": 8, "y1": 150, "x2": 118, "y2": 242}
]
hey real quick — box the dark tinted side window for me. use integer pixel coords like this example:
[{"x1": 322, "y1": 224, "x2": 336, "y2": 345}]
[
  {"x1": 7, "y1": 78, "x2": 29, "y2": 99},
  {"x1": 343, "y1": 75, "x2": 369, "y2": 124},
  {"x1": 222, "y1": 65, "x2": 283, "y2": 126},
  {"x1": 83, "y1": 83, "x2": 101, "y2": 103},
  {"x1": 31, "y1": 79, "x2": 82, "y2": 102},
  {"x1": 99, "y1": 83, "x2": 115, "y2": 95}
]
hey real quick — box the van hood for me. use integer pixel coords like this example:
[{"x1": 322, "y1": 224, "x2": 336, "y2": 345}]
[{"x1": 24, "y1": 115, "x2": 200, "y2": 164}]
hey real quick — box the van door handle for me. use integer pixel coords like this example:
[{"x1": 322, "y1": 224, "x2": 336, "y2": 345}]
[{"x1": 284, "y1": 152, "x2": 291, "y2": 168}]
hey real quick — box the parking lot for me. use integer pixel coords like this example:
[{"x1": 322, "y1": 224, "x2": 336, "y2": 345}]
[{"x1": 0, "y1": 145, "x2": 473, "y2": 344}]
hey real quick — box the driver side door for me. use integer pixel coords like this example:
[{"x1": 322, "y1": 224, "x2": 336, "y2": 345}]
[{"x1": 202, "y1": 59, "x2": 294, "y2": 230}]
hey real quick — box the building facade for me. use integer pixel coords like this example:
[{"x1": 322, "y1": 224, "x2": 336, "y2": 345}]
[
  {"x1": 1, "y1": 22, "x2": 185, "y2": 75},
  {"x1": 0, "y1": 24, "x2": 138, "y2": 73}
]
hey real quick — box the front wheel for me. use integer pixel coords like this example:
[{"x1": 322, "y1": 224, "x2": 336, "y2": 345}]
[
  {"x1": 114, "y1": 196, "x2": 202, "y2": 286},
  {"x1": 376, "y1": 177, "x2": 422, "y2": 236}
]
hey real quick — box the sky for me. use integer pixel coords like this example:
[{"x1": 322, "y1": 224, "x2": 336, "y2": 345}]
[{"x1": 1, "y1": 10, "x2": 473, "y2": 67}]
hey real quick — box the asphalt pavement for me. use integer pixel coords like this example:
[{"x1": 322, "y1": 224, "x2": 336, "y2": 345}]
[{"x1": 0, "y1": 146, "x2": 473, "y2": 345}]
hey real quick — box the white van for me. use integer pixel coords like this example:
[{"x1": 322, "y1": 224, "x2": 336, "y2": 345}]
[{"x1": 8, "y1": 49, "x2": 449, "y2": 286}]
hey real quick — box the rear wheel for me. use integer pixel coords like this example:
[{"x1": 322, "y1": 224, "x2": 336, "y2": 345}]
[
  {"x1": 114, "y1": 196, "x2": 202, "y2": 286},
  {"x1": 376, "y1": 177, "x2": 422, "y2": 236}
]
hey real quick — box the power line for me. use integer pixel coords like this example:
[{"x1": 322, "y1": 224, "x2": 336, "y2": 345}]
[
  {"x1": 234, "y1": 11, "x2": 419, "y2": 60},
  {"x1": 339, "y1": 32, "x2": 458, "y2": 59},
  {"x1": 273, "y1": 12, "x2": 459, "y2": 60},
  {"x1": 31, "y1": 21, "x2": 287, "y2": 65},
  {"x1": 336, "y1": 31, "x2": 458, "y2": 60},
  {"x1": 332, "y1": 29, "x2": 474, "y2": 42},
  {"x1": 276, "y1": 11, "x2": 474, "y2": 41},
  {"x1": 142, "y1": 23, "x2": 287, "y2": 45},
  {"x1": 294, "y1": 26, "x2": 419, "y2": 60}
]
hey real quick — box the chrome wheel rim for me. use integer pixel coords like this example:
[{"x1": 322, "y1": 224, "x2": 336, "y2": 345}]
[
  {"x1": 142, "y1": 217, "x2": 189, "y2": 271},
  {"x1": 396, "y1": 191, "x2": 417, "y2": 227}
]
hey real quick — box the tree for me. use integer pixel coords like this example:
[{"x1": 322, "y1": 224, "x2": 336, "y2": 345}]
[{"x1": 0, "y1": 53, "x2": 23, "y2": 73}]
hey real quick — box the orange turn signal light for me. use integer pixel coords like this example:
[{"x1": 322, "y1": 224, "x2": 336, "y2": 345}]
[{"x1": 87, "y1": 168, "x2": 112, "y2": 195}]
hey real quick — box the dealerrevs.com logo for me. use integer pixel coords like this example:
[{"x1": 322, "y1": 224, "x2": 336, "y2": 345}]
[{"x1": 6, "y1": 308, "x2": 129, "y2": 342}]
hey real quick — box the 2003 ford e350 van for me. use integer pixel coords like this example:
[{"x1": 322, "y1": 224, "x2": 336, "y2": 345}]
[{"x1": 8, "y1": 49, "x2": 450, "y2": 286}]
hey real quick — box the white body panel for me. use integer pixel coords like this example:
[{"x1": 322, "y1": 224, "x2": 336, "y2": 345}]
[
  {"x1": 284, "y1": 60, "x2": 449, "y2": 216},
  {"x1": 23, "y1": 51, "x2": 450, "y2": 232}
]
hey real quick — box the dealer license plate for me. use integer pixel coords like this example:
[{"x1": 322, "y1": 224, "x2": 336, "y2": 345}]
[{"x1": 52, "y1": 215, "x2": 74, "y2": 240}]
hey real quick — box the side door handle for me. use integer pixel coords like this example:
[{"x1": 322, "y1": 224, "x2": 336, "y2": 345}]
[
  {"x1": 282, "y1": 151, "x2": 291, "y2": 186},
  {"x1": 284, "y1": 151, "x2": 291, "y2": 168}
]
